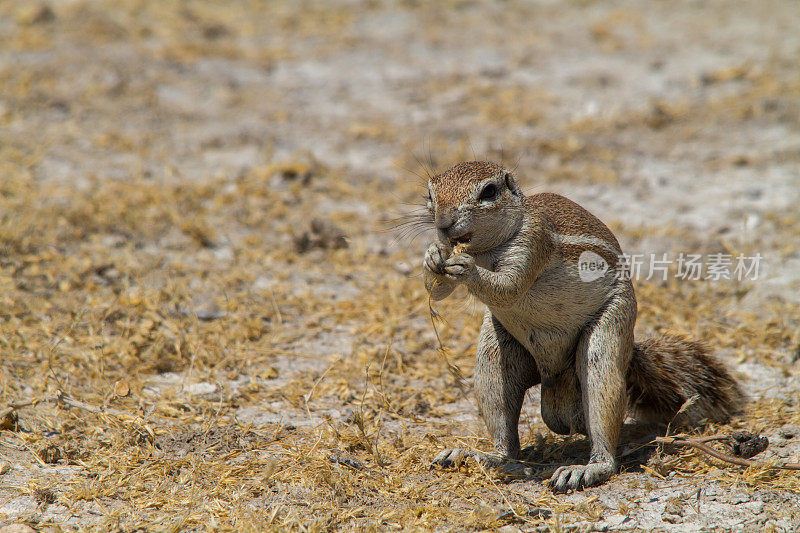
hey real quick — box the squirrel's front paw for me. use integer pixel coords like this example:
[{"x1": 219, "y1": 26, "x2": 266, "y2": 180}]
[
  {"x1": 549, "y1": 462, "x2": 615, "y2": 493},
  {"x1": 443, "y1": 253, "x2": 476, "y2": 281},
  {"x1": 423, "y1": 242, "x2": 451, "y2": 276}
]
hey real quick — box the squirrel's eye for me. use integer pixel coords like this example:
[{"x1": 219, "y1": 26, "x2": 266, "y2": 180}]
[{"x1": 478, "y1": 184, "x2": 498, "y2": 201}]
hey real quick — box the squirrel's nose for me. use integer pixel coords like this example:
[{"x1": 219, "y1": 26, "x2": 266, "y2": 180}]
[{"x1": 435, "y1": 213, "x2": 456, "y2": 232}]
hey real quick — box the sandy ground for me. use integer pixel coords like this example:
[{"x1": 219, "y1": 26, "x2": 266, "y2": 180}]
[{"x1": 1, "y1": 0, "x2": 800, "y2": 531}]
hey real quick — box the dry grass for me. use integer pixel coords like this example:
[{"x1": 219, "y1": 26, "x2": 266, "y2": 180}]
[
  {"x1": 1, "y1": 0, "x2": 800, "y2": 530},
  {"x1": 2, "y1": 164, "x2": 799, "y2": 531}
]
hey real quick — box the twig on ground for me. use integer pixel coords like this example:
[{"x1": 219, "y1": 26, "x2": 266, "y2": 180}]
[
  {"x1": 655, "y1": 434, "x2": 800, "y2": 471},
  {"x1": 54, "y1": 390, "x2": 140, "y2": 423},
  {"x1": 1, "y1": 397, "x2": 57, "y2": 430}
]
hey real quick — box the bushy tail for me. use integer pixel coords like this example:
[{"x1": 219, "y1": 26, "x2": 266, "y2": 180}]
[{"x1": 627, "y1": 334, "x2": 744, "y2": 425}]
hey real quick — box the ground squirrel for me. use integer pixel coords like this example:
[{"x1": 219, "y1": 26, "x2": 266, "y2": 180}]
[{"x1": 421, "y1": 161, "x2": 743, "y2": 492}]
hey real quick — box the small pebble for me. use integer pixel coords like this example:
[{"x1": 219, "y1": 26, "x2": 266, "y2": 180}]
[
  {"x1": 185, "y1": 382, "x2": 218, "y2": 397},
  {"x1": 0, "y1": 461, "x2": 10, "y2": 475}
]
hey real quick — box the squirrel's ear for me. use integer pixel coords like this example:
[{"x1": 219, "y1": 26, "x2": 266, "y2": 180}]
[{"x1": 504, "y1": 172, "x2": 521, "y2": 197}]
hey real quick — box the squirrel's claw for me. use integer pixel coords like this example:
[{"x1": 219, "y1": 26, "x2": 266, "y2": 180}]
[
  {"x1": 424, "y1": 242, "x2": 450, "y2": 275},
  {"x1": 549, "y1": 462, "x2": 614, "y2": 493},
  {"x1": 432, "y1": 448, "x2": 537, "y2": 478},
  {"x1": 431, "y1": 448, "x2": 473, "y2": 469}
]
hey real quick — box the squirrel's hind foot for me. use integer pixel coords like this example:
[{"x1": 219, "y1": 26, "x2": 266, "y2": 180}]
[
  {"x1": 549, "y1": 461, "x2": 615, "y2": 493},
  {"x1": 431, "y1": 448, "x2": 537, "y2": 478}
]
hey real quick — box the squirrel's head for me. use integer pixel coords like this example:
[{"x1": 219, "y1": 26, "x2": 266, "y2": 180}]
[{"x1": 427, "y1": 161, "x2": 524, "y2": 253}]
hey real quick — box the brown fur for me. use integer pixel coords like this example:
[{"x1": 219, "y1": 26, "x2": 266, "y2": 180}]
[
  {"x1": 627, "y1": 334, "x2": 744, "y2": 425},
  {"x1": 530, "y1": 193, "x2": 623, "y2": 251},
  {"x1": 559, "y1": 242, "x2": 620, "y2": 268},
  {"x1": 430, "y1": 161, "x2": 505, "y2": 205}
]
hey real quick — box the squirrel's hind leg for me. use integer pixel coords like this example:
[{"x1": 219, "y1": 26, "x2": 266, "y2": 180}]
[
  {"x1": 431, "y1": 310, "x2": 540, "y2": 473},
  {"x1": 550, "y1": 289, "x2": 636, "y2": 493},
  {"x1": 474, "y1": 311, "x2": 541, "y2": 458}
]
